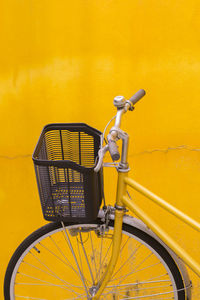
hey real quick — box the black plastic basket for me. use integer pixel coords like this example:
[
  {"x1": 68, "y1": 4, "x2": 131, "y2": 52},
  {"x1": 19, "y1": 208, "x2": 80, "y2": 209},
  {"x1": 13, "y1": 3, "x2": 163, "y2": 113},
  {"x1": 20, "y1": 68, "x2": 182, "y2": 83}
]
[{"x1": 33, "y1": 123, "x2": 103, "y2": 222}]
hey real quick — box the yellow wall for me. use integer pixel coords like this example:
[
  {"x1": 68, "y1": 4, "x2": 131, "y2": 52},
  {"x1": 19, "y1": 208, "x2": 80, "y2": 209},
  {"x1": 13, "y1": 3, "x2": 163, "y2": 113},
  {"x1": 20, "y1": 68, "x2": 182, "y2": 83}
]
[{"x1": 1, "y1": 0, "x2": 200, "y2": 297}]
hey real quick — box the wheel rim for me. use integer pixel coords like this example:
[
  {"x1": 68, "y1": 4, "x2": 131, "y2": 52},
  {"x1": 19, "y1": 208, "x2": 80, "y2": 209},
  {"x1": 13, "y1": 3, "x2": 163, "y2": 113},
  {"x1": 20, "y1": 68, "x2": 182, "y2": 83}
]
[{"x1": 9, "y1": 223, "x2": 182, "y2": 300}]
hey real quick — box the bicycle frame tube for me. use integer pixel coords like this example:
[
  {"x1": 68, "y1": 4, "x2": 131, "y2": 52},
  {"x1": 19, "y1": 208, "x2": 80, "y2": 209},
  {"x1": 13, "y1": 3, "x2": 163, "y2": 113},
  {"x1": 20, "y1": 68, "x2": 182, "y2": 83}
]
[
  {"x1": 122, "y1": 177, "x2": 200, "y2": 277},
  {"x1": 93, "y1": 172, "x2": 128, "y2": 299},
  {"x1": 124, "y1": 177, "x2": 200, "y2": 233}
]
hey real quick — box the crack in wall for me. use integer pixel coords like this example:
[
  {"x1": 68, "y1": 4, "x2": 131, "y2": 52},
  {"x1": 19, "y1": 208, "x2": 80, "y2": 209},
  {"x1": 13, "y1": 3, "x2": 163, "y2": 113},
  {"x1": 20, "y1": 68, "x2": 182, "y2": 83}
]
[
  {"x1": 134, "y1": 145, "x2": 200, "y2": 156},
  {"x1": 0, "y1": 145, "x2": 200, "y2": 160}
]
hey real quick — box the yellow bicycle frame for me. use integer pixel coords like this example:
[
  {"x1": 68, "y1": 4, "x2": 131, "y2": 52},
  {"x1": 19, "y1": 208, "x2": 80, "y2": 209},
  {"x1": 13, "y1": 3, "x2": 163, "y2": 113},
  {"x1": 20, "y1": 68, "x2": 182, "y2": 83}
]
[
  {"x1": 93, "y1": 92, "x2": 200, "y2": 299},
  {"x1": 93, "y1": 171, "x2": 200, "y2": 299}
]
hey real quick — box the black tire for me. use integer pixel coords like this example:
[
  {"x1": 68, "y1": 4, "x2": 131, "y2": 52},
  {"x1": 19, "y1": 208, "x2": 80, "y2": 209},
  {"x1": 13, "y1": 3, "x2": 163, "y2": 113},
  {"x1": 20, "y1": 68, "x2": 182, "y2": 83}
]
[{"x1": 4, "y1": 220, "x2": 186, "y2": 299}]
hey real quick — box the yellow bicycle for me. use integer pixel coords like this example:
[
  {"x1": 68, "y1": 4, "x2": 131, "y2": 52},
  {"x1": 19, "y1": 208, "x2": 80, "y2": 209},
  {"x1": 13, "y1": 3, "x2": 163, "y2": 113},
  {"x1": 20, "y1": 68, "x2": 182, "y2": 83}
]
[{"x1": 4, "y1": 90, "x2": 200, "y2": 299}]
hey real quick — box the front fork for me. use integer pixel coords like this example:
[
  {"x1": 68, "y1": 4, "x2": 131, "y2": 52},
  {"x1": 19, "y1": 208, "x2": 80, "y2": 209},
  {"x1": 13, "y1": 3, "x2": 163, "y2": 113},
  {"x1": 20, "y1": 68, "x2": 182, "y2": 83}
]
[{"x1": 92, "y1": 171, "x2": 128, "y2": 299}]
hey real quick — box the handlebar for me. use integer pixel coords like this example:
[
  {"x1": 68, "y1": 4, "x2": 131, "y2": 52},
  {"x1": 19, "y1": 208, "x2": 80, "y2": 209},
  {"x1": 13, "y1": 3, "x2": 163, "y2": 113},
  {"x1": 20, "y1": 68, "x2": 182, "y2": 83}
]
[
  {"x1": 94, "y1": 89, "x2": 146, "y2": 172},
  {"x1": 108, "y1": 140, "x2": 120, "y2": 161},
  {"x1": 129, "y1": 89, "x2": 146, "y2": 106}
]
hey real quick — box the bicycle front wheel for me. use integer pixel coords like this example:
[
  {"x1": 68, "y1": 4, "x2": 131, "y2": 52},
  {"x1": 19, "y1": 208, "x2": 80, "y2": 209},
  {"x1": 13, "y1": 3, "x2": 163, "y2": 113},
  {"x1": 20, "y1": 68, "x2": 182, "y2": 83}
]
[{"x1": 4, "y1": 219, "x2": 187, "y2": 299}]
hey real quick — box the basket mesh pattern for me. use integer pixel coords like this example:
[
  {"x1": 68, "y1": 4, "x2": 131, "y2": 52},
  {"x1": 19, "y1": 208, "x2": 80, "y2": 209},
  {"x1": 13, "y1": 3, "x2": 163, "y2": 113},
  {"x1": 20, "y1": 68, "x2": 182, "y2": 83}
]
[{"x1": 33, "y1": 123, "x2": 102, "y2": 222}]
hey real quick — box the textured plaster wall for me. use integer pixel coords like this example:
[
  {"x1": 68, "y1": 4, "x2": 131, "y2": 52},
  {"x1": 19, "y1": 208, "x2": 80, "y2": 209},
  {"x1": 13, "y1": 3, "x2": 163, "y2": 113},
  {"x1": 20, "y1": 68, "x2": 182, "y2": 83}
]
[{"x1": 1, "y1": 0, "x2": 200, "y2": 297}]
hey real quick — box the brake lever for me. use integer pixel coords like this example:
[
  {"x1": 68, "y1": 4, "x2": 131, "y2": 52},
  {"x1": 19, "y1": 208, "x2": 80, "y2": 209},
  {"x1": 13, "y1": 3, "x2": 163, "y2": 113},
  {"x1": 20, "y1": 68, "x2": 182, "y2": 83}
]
[{"x1": 94, "y1": 145, "x2": 109, "y2": 173}]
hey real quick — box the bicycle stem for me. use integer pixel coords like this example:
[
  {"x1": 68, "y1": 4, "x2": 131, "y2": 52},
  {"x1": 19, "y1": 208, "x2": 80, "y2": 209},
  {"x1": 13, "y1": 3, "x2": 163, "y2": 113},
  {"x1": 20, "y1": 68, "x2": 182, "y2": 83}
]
[
  {"x1": 94, "y1": 107, "x2": 130, "y2": 173},
  {"x1": 110, "y1": 107, "x2": 130, "y2": 170}
]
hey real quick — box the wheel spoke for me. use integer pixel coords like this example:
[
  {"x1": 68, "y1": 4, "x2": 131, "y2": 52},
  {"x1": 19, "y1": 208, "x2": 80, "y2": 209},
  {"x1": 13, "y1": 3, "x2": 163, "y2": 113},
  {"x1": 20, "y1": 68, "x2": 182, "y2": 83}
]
[
  {"x1": 101, "y1": 288, "x2": 176, "y2": 299},
  {"x1": 90, "y1": 231, "x2": 98, "y2": 280},
  {"x1": 117, "y1": 252, "x2": 154, "y2": 284},
  {"x1": 111, "y1": 244, "x2": 142, "y2": 279},
  {"x1": 79, "y1": 232, "x2": 95, "y2": 284},
  {"x1": 15, "y1": 296, "x2": 47, "y2": 299},
  {"x1": 48, "y1": 235, "x2": 80, "y2": 274},
  {"x1": 98, "y1": 235, "x2": 103, "y2": 281},
  {"x1": 38, "y1": 241, "x2": 81, "y2": 280},
  {"x1": 76, "y1": 235, "x2": 84, "y2": 278},
  {"x1": 146, "y1": 273, "x2": 168, "y2": 281},
  {"x1": 112, "y1": 261, "x2": 161, "y2": 283},
  {"x1": 119, "y1": 236, "x2": 131, "y2": 254},
  {"x1": 16, "y1": 272, "x2": 72, "y2": 290},
  {"x1": 94, "y1": 236, "x2": 113, "y2": 282},
  {"x1": 16, "y1": 274, "x2": 83, "y2": 297},
  {"x1": 61, "y1": 222, "x2": 89, "y2": 297},
  {"x1": 63, "y1": 292, "x2": 87, "y2": 300},
  {"x1": 105, "y1": 279, "x2": 172, "y2": 289},
  {"x1": 21, "y1": 260, "x2": 84, "y2": 290},
  {"x1": 119, "y1": 288, "x2": 181, "y2": 299},
  {"x1": 101, "y1": 280, "x2": 174, "y2": 298}
]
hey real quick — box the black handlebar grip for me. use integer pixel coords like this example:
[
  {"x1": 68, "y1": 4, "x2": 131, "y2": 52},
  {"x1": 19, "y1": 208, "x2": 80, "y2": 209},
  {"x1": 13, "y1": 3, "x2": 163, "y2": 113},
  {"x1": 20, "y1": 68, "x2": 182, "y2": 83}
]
[
  {"x1": 108, "y1": 140, "x2": 120, "y2": 161},
  {"x1": 129, "y1": 89, "x2": 146, "y2": 105}
]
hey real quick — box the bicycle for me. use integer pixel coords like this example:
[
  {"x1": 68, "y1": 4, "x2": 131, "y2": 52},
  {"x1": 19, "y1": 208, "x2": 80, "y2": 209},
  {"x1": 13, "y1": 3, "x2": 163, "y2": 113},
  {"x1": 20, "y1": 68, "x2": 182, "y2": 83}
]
[{"x1": 4, "y1": 89, "x2": 200, "y2": 299}]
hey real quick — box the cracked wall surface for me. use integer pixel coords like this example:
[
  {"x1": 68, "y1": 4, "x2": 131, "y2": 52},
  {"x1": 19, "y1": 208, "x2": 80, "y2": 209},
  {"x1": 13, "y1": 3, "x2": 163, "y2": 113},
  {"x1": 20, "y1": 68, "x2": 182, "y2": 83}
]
[
  {"x1": 1, "y1": 0, "x2": 200, "y2": 297},
  {"x1": 2, "y1": 145, "x2": 200, "y2": 160}
]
